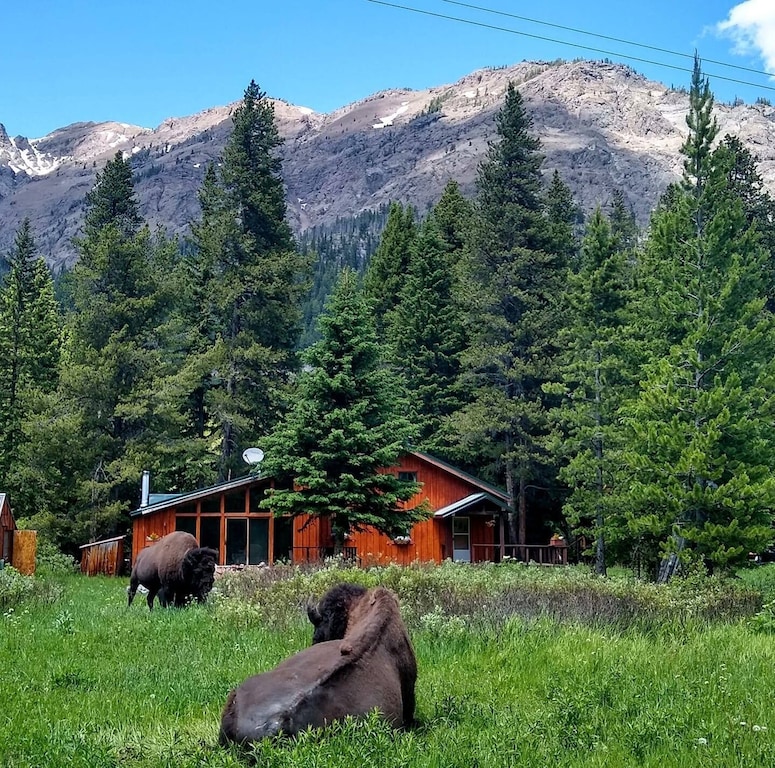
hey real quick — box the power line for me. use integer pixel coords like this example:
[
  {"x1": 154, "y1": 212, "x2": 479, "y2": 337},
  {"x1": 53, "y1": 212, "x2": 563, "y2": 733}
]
[
  {"x1": 442, "y1": 0, "x2": 775, "y2": 80},
  {"x1": 366, "y1": 0, "x2": 775, "y2": 95}
]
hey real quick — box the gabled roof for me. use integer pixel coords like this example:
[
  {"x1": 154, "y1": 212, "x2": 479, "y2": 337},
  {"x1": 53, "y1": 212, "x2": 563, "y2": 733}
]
[
  {"x1": 130, "y1": 452, "x2": 509, "y2": 520},
  {"x1": 409, "y1": 451, "x2": 509, "y2": 503},
  {"x1": 434, "y1": 491, "x2": 511, "y2": 518},
  {"x1": 129, "y1": 473, "x2": 270, "y2": 517}
]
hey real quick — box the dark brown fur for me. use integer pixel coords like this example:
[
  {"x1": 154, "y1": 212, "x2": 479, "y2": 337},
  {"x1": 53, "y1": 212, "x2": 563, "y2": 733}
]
[
  {"x1": 127, "y1": 531, "x2": 217, "y2": 610},
  {"x1": 306, "y1": 582, "x2": 367, "y2": 644},
  {"x1": 219, "y1": 584, "x2": 417, "y2": 745}
]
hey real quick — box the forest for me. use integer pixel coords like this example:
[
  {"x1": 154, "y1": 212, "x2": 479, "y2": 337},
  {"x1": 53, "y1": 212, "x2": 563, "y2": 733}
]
[{"x1": 2, "y1": 56, "x2": 775, "y2": 580}]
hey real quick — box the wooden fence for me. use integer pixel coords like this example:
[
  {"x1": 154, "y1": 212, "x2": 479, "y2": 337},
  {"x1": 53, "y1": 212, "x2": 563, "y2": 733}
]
[{"x1": 79, "y1": 535, "x2": 126, "y2": 576}]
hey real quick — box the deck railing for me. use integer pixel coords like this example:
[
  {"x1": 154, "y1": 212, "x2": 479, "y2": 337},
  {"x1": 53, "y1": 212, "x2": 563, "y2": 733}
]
[
  {"x1": 472, "y1": 542, "x2": 569, "y2": 565},
  {"x1": 289, "y1": 546, "x2": 359, "y2": 564}
]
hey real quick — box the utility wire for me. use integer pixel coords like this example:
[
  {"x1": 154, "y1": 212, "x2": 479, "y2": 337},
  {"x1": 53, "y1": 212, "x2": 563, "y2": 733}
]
[
  {"x1": 442, "y1": 0, "x2": 775, "y2": 79},
  {"x1": 366, "y1": 0, "x2": 775, "y2": 94}
]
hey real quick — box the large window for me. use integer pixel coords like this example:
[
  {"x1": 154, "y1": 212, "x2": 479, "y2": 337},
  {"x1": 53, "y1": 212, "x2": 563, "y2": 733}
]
[
  {"x1": 200, "y1": 516, "x2": 221, "y2": 554},
  {"x1": 225, "y1": 491, "x2": 246, "y2": 514},
  {"x1": 175, "y1": 516, "x2": 197, "y2": 536},
  {"x1": 226, "y1": 518, "x2": 269, "y2": 565}
]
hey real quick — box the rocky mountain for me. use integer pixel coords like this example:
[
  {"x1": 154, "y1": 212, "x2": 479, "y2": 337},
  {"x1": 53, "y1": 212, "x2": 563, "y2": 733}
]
[{"x1": 2, "y1": 59, "x2": 775, "y2": 270}]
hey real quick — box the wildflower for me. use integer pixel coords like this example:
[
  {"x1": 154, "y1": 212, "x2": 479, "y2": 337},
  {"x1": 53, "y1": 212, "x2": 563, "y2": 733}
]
[
  {"x1": 696, "y1": 738, "x2": 708, "y2": 746},
  {"x1": 753, "y1": 725, "x2": 767, "y2": 732}
]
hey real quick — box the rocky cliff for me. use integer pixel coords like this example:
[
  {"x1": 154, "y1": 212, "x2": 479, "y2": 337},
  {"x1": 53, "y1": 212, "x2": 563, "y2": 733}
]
[{"x1": 1, "y1": 59, "x2": 774, "y2": 269}]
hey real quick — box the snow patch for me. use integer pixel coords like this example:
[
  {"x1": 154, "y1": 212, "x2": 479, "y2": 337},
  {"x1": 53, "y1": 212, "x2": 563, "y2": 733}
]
[
  {"x1": 1, "y1": 136, "x2": 61, "y2": 176},
  {"x1": 372, "y1": 102, "x2": 409, "y2": 129},
  {"x1": 464, "y1": 90, "x2": 476, "y2": 98},
  {"x1": 297, "y1": 106, "x2": 314, "y2": 115}
]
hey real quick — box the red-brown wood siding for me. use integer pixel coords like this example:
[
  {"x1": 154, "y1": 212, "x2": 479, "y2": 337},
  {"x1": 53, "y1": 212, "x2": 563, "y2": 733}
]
[
  {"x1": 130, "y1": 455, "x2": 505, "y2": 567},
  {"x1": 131, "y1": 509, "x2": 176, "y2": 564},
  {"x1": 288, "y1": 454, "x2": 502, "y2": 564},
  {"x1": 1, "y1": 496, "x2": 16, "y2": 562}
]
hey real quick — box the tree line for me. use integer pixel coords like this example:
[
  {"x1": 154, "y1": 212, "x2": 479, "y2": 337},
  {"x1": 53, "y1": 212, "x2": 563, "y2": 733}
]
[{"x1": 2, "y1": 59, "x2": 775, "y2": 578}]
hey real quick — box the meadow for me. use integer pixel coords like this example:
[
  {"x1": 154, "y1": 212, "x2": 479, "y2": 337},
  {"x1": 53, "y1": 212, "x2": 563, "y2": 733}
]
[{"x1": 2, "y1": 560, "x2": 775, "y2": 767}]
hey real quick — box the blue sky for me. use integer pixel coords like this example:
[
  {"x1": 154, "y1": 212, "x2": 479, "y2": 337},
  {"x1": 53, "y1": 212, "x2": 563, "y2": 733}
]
[{"x1": 2, "y1": 0, "x2": 774, "y2": 139}]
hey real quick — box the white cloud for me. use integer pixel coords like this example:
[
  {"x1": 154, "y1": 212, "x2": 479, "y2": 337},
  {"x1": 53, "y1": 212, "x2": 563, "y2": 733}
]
[{"x1": 716, "y1": 0, "x2": 775, "y2": 76}]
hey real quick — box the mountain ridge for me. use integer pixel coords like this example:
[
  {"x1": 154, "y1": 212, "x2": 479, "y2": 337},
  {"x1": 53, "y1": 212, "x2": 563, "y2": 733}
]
[{"x1": 2, "y1": 59, "x2": 774, "y2": 269}]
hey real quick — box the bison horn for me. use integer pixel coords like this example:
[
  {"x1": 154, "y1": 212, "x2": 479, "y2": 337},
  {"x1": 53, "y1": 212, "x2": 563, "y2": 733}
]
[{"x1": 306, "y1": 597, "x2": 321, "y2": 625}]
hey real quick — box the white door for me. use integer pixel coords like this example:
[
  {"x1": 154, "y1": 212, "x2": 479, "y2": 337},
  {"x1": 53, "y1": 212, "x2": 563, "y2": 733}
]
[{"x1": 453, "y1": 517, "x2": 471, "y2": 562}]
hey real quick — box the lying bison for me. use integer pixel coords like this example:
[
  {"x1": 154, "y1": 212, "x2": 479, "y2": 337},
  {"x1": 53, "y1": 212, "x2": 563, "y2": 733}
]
[
  {"x1": 127, "y1": 531, "x2": 217, "y2": 610},
  {"x1": 219, "y1": 583, "x2": 417, "y2": 745}
]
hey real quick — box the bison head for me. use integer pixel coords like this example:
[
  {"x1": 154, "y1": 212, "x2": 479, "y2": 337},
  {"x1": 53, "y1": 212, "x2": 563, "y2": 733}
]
[
  {"x1": 181, "y1": 546, "x2": 218, "y2": 603},
  {"x1": 307, "y1": 582, "x2": 367, "y2": 643}
]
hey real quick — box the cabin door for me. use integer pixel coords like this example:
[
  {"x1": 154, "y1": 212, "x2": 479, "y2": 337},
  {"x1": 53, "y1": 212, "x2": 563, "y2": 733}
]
[
  {"x1": 452, "y1": 516, "x2": 471, "y2": 562},
  {"x1": 225, "y1": 518, "x2": 269, "y2": 565}
]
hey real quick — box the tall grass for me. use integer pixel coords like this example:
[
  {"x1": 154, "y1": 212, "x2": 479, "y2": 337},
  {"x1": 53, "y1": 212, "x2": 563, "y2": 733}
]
[{"x1": 1, "y1": 564, "x2": 774, "y2": 767}]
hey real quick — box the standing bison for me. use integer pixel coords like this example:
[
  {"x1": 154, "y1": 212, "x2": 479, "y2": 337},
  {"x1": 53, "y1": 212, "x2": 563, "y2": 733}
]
[
  {"x1": 219, "y1": 583, "x2": 417, "y2": 745},
  {"x1": 127, "y1": 531, "x2": 217, "y2": 610}
]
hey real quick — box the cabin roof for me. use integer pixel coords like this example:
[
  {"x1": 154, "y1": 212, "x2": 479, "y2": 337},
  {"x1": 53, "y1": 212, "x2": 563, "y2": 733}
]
[
  {"x1": 129, "y1": 452, "x2": 509, "y2": 519},
  {"x1": 434, "y1": 491, "x2": 511, "y2": 518},
  {"x1": 129, "y1": 473, "x2": 270, "y2": 517}
]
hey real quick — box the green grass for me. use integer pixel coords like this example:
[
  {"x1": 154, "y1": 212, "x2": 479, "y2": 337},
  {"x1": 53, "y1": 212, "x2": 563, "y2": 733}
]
[{"x1": 2, "y1": 565, "x2": 775, "y2": 766}]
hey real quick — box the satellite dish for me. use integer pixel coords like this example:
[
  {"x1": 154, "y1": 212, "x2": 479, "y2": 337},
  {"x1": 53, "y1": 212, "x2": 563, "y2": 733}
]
[{"x1": 242, "y1": 447, "x2": 265, "y2": 465}]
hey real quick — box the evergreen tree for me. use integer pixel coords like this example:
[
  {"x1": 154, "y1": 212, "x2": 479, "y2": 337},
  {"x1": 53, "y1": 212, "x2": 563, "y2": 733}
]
[
  {"x1": 0, "y1": 220, "x2": 61, "y2": 478},
  {"x1": 451, "y1": 83, "x2": 568, "y2": 545},
  {"x1": 429, "y1": 179, "x2": 472, "y2": 253},
  {"x1": 83, "y1": 151, "x2": 142, "y2": 238},
  {"x1": 716, "y1": 134, "x2": 775, "y2": 307},
  {"x1": 362, "y1": 201, "x2": 417, "y2": 335},
  {"x1": 386, "y1": 187, "x2": 471, "y2": 455},
  {"x1": 555, "y1": 208, "x2": 632, "y2": 575},
  {"x1": 24, "y1": 155, "x2": 169, "y2": 552},
  {"x1": 262, "y1": 269, "x2": 426, "y2": 543},
  {"x1": 544, "y1": 169, "x2": 581, "y2": 268},
  {"x1": 620, "y1": 58, "x2": 775, "y2": 575},
  {"x1": 608, "y1": 189, "x2": 640, "y2": 252},
  {"x1": 178, "y1": 81, "x2": 310, "y2": 481}
]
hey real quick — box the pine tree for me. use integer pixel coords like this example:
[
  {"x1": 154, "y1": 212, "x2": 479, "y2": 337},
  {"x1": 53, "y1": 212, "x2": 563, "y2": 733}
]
[
  {"x1": 608, "y1": 189, "x2": 639, "y2": 252},
  {"x1": 31, "y1": 154, "x2": 169, "y2": 551},
  {"x1": 362, "y1": 201, "x2": 417, "y2": 335},
  {"x1": 451, "y1": 83, "x2": 568, "y2": 545},
  {"x1": 178, "y1": 81, "x2": 310, "y2": 481},
  {"x1": 83, "y1": 151, "x2": 142, "y2": 238},
  {"x1": 262, "y1": 269, "x2": 426, "y2": 543},
  {"x1": 555, "y1": 208, "x2": 632, "y2": 575},
  {"x1": 621, "y1": 58, "x2": 775, "y2": 575},
  {"x1": 0, "y1": 220, "x2": 61, "y2": 478},
  {"x1": 385, "y1": 194, "x2": 469, "y2": 455},
  {"x1": 544, "y1": 169, "x2": 580, "y2": 268},
  {"x1": 715, "y1": 134, "x2": 775, "y2": 308}
]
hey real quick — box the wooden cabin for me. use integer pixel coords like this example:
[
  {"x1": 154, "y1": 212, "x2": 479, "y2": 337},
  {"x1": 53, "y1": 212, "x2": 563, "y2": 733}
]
[
  {"x1": 129, "y1": 451, "x2": 564, "y2": 567},
  {"x1": 1, "y1": 493, "x2": 15, "y2": 565},
  {"x1": 0, "y1": 493, "x2": 37, "y2": 574}
]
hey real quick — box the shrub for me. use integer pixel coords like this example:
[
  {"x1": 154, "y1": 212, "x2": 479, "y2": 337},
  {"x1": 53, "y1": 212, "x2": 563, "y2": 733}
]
[
  {"x1": 35, "y1": 538, "x2": 79, "y2": 577},
  {"x1": 212, "y1": 559, "x2": 761, "y2": 633},
  {"x1": 0, "y1": 565, "x2": 64, "y2": 611}
]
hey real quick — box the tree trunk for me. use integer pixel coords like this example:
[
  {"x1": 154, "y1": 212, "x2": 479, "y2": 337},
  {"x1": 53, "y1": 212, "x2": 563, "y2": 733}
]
[
  {"x1": 594, "y1": 359, "x2": 606, "y2": 576},
  {"x1": 505, "y1": 461, "x2": 518, "y2": 549}
]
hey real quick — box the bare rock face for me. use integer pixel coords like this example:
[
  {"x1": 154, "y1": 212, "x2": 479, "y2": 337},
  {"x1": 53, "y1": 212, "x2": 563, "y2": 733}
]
[{"x1": 1, "y1": 59, "x2": 774, "y2": 269}]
